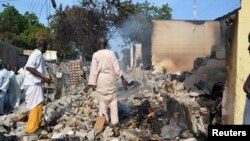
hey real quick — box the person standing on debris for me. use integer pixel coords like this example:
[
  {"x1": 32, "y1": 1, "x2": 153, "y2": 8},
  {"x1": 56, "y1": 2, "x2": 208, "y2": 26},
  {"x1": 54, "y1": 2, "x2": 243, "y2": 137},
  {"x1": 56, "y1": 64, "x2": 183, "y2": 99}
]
[
  {"x1": 9, "y1": 67, "x2": 23, "y2": 113},
  {"x1": 243, "y1": 33, "x2": 250, "y2": 124},
  {"x1": 84, "y1": 37, "x2": 127, "y2": 126},
  {"x1": 0, "y1": 59, "x2": 10, "y2": 115},
  {"x1": 3, "y1": 64, "x2": 13, "y2": 111},
  {"x1": 23, "y1": 39, "x2": 51, "y2": 134},
  {"x1": 8, "y1": 66, "x2": 18, "y2": 112}
]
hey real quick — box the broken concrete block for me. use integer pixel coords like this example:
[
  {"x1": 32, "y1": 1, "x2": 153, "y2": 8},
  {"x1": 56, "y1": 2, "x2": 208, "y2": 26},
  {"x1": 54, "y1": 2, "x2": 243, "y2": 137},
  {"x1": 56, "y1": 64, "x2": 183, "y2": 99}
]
[
  {"x1": 68, "y1": 130, "x2": 74, "y2": 135},
  {"x1": 0, "y1": 126, "x2": 7, "y2": 133},
  {"x1": 122, "y1": 129, "x2": 140, "y2": 141},
  {"x1": 84, "y1": 106, "x2": 91, "y2": 116},
  {"x1": 75, "y1": 131, "x2": 87, "y2": 139},
  {"x1": 77, "y1": 120, "x2": 87, "y2": 130},
  {"x1": 164, "y1": 82, "x2": 176, "y2": 94},
  {"x1": 53, "y1": 124, "x2": 64, "y2": 131},
  {"x1": 67, "y1": 117, "x2": 77, "y2": 127},
  {"x1": 0, "y1": 115, "x2": 7, "y2": 121},
  {"x1": 41, "y1": 130, "x2": 48, "y2": 136},
  {"x1": 160, "y1": 124, "x2": 182, "y2": 140},
  {"x1": 150, "y1": 134, "x2": 161, "y2": 141},
  {"x1": 200, "y1": 107, "x2": 208, "y2": 115},
  {"x1": 180, "y1": 138, "x2": 197, "y2": 141},
  {"x1": 181, "y1": 130, "x2": 194, "y2": 139},
  {"x1": 111, "y1": 138, "x2": 119, "y2": 141},
  {"x1": 51, "y1": 132, "x2": 65, "y2": 140},
  {"x1": 87, "y1": 129, "x2": 95, "y2": 141},
  {"x1": 23, "y1": 135, "x2": 39, "y2": 141},
  {"x1": 188, "y1": 92, "x2": 201, "y2": 97},
  {"x1": 176, "y1": 82, "x2": 184, "y2": 91},
  {"x1": 103, "y1": 126, "x2": 114, "y2": 139},
  {"x1": 62, "y1": 126, "x2": 73, "y2": 135}
]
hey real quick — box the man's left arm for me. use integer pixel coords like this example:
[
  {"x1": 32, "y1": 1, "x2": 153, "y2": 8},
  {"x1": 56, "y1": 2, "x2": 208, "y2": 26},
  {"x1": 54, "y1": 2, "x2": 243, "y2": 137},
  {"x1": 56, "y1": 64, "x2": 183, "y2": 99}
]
[
  {"x1": 111, "y1": 52, "x2": 127, "y2": 85},
  {"x1": 243, "y1": 74, "x2": 250, "y2": 98},
  {"x1": 84, "y1": 54, "x2": 98, "y2": 93}
]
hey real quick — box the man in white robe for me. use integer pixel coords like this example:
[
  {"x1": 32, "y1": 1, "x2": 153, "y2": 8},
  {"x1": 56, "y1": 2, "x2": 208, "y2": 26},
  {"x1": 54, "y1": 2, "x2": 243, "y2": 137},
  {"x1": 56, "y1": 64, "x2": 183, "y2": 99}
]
[
  {"x1": 23, "y1": 39, "x2": 50, "y2": 133},
  {"x1": 84, "y1": 37, "x2": 127, "y2": 125}
]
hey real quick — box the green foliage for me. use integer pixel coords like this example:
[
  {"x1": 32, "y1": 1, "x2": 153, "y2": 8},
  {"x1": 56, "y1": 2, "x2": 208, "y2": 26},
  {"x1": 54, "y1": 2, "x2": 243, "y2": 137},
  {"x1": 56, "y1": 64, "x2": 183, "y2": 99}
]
[
  {"x1": 50, "y1": 0, "x2": 172, "y2": 60},
  {"x1": 135, "y1": 1, "x2": 172, "y2": 20},
  {"x1": 0, "y1": 4, "x2": 48, "y2": 49},
  {"x1": 0, "y1": 1, "x2": 171, "y2": 59}
]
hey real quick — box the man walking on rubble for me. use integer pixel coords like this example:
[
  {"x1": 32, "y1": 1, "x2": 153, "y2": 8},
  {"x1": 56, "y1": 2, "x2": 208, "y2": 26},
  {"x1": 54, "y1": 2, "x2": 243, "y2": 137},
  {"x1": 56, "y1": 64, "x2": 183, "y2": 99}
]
[
  {"x1": 23, "y1": 39, "x2": 50, "y2": 134},
  {"x1": 84, "y1": 37, "x2": 127, "y2": 126}
]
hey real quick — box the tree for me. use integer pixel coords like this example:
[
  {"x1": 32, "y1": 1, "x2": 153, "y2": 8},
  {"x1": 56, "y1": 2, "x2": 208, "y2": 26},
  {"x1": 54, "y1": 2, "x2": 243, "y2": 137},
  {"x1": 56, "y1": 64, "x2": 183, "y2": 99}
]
[
  {"x1": 49, "y1": 0, "x2": 172, "y2": 60},
  {"x1": 0, "y1": 4, "x2": 26, "y2": 46},
  {"x1": 0, "y1": 5, "x2": 48, "y2": 49},
  {"x1": 49, "y1": 1, "x2": 119, "y2": 60}
]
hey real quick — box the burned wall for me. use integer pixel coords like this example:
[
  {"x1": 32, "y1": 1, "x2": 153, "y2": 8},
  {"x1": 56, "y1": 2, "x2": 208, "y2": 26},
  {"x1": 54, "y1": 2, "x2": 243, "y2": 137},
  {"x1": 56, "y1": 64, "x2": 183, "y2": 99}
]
[{"x1": 151, "y1": 20, "x2": 221, "y2": 73}]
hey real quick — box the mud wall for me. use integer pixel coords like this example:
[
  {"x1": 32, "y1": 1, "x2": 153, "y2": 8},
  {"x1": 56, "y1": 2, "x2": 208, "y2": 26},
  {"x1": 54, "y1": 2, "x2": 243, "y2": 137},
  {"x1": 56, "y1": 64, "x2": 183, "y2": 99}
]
[
  {"x1": 223, "y1": 0, "x2": 250, "y2": 124},
  {"x1": 151, "y1": 20, "x2": 221, "y2": 73}
]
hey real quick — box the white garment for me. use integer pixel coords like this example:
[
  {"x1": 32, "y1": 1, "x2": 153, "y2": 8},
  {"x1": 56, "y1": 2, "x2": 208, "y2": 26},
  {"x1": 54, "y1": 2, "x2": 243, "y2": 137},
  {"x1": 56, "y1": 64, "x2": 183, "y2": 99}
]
[
  {"x1": 24, "y1": 85, "x2": 43, "y2": 110},
  {"x1": 98, "y1": 92, "x2": 118, "y2": 124},
  {"x1": 0, "y1": 68, "x2": 10, "y2": 93},
  {"x1": 7, "y1": 71, "x2": 15, "y2": 108},
  {"x1": 0, "y1": 68, "x2": 9, "y2": 115},
  {"x1": 0, "y1": 91, "x2": 6, "y2": 115},
  {"x1": 18, "y1": 67, "x2": 25, "y2": 90},
  {"x1": 9, "y1": 73, "x2": 22, "y2": 109},
  {"x1": 88, "y1": 49, "x2": 122, "y2": 125},
  {"x1": 88, "y1": 49, "x2": 123, "y2": 95},
  {"x1": 23, "y1": 49, "x2": 46, "y2": 109},
  {"x1": 23, "y1": 49, "x2": 46, "y2": 86}
]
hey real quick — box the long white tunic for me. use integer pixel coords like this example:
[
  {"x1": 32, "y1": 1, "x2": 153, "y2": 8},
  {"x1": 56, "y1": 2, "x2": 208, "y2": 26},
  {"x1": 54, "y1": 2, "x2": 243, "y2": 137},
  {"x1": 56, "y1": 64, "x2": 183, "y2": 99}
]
[
  {"x1": 23, "y1": 49, "x2": 46, "y2": 109},
  {"x1": 88, "y1": 49, "x2": 123, "y2": 95},
  {"x1": 9, "y1": 73, "x2": 23, "y2": 109}
]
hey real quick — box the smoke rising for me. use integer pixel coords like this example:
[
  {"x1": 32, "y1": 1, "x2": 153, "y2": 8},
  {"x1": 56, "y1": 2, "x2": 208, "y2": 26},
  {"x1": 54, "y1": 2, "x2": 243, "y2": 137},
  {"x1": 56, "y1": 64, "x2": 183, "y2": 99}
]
[{"x1": 111, "y1": 13, "x2": 153, "y2": 69}]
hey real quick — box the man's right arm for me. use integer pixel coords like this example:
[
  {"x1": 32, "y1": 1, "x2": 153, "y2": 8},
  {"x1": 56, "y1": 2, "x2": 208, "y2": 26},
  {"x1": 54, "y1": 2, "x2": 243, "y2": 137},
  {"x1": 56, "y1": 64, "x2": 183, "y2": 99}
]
[{"x1": 26, "y1": 67, "x2": 48, "y2": 83}]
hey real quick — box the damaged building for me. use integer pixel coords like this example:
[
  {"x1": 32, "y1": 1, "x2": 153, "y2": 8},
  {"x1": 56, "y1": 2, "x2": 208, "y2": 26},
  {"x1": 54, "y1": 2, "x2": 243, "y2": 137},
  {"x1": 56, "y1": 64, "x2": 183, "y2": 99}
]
[
  {"x1": 0, "y1": 0, "x2": 249, "y2": 141},
  {"x1": 148, "y1": 0, "x2": 250, "y2": 126}
]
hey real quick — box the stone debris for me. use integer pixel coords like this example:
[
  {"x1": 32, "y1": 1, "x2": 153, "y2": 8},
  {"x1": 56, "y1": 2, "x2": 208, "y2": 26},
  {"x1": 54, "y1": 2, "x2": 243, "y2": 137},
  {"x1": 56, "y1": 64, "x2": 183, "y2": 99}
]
[
  {"x1": 0, "y1": 64, "x2": 224, "y2": 141},
  {"x1": 161, "y1": 124, "x2": 182, "y2": 140}
]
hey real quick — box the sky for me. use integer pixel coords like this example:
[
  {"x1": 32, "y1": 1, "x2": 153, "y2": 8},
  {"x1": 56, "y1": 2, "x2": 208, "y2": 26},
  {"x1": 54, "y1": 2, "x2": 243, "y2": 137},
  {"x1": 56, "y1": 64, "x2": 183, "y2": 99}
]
[{"x1": 0, "y1": 0, "x2": 241, "y2": 55}]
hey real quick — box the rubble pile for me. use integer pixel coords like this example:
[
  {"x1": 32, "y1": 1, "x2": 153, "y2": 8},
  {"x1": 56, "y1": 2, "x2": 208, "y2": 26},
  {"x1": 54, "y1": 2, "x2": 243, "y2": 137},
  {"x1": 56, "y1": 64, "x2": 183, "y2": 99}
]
[
  {"x1": 0, "y1": 83, "x2": 200, "y2": 141},
  {"x1": 0, "y1": 62, "x2": 224, "y2": 141},
  {"x1": 124, "y1": 67, "x2": 224, "y2": 140}
]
